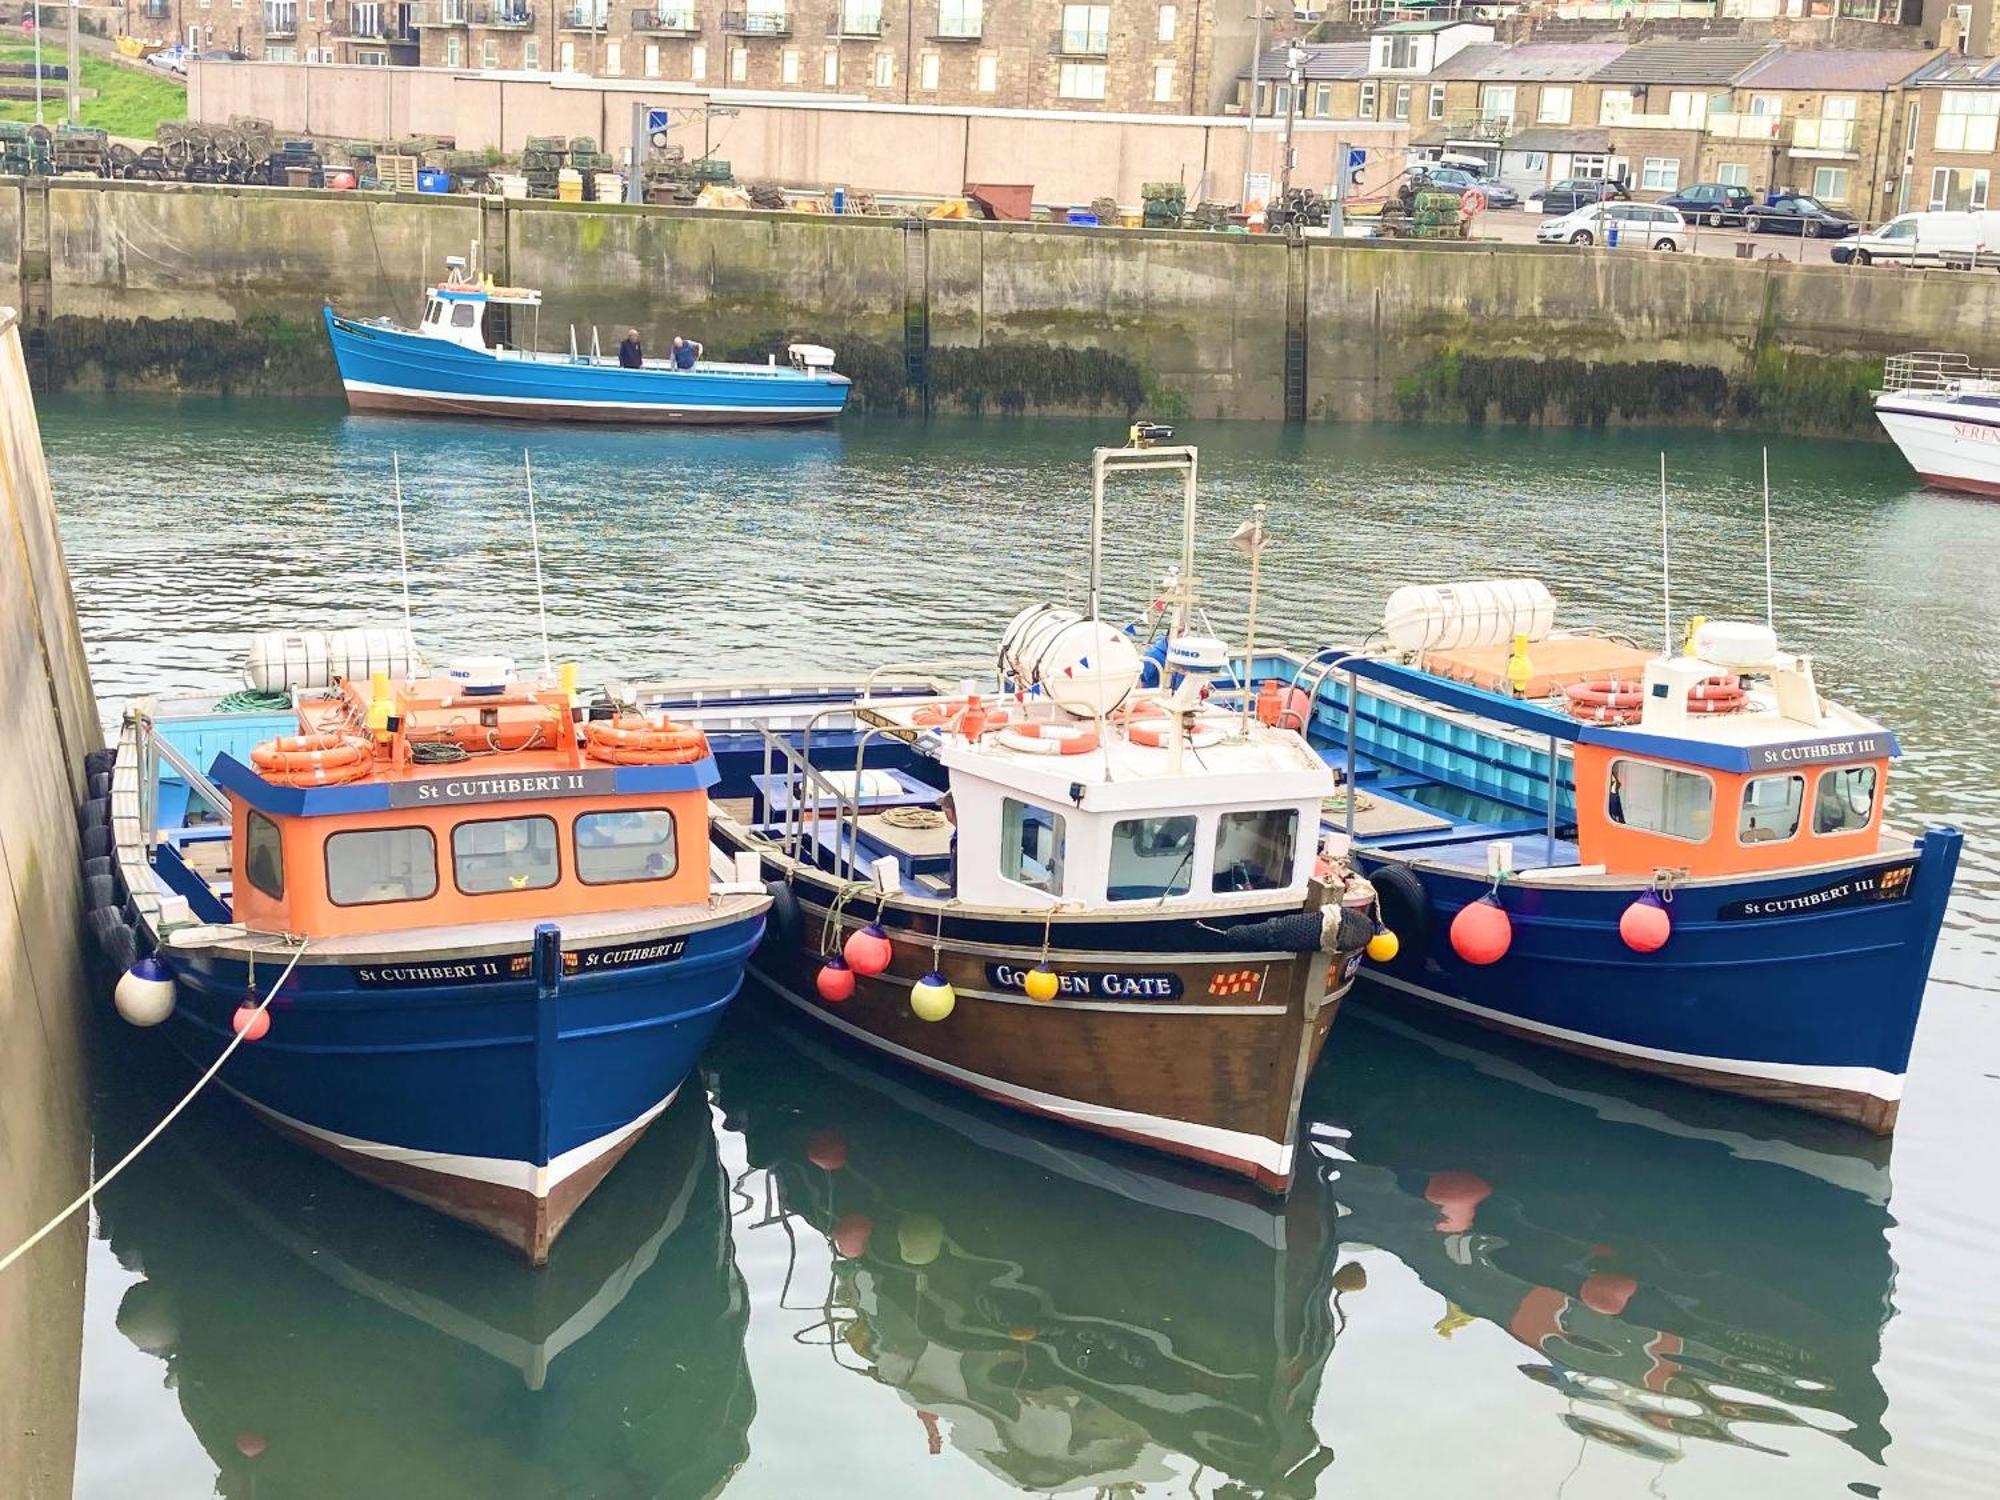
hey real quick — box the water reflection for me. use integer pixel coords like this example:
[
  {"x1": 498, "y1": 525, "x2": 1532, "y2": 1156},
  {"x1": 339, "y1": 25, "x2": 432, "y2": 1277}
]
[
  {"x1": 1319, "y1": 1004, "x2": 1894, "y2": 1470},
  {"x1": 91, "y1": 1045, "x2": 752, "y2": 1500}
]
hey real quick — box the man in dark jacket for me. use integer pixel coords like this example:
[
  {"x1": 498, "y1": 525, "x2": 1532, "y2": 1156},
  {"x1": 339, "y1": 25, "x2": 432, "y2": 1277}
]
[{"x1": 618, "y1": 328, "x2": 644, "y2": 368}]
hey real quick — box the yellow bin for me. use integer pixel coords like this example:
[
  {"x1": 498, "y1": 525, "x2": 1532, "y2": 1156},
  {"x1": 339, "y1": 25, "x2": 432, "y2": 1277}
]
[{"x1": 557, "y1": 168, "x2": 584, "y2": 202}]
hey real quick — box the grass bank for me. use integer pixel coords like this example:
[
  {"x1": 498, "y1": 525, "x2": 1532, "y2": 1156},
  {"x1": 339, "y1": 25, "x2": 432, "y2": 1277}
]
[{"x1": 0, "y1": 44, "x2": 185, "y2": 138}]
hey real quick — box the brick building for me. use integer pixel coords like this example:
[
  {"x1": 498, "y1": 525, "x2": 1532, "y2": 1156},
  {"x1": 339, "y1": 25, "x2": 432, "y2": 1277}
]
[{"x1": 1901, "y1": 52, "x2": 2000, "y2": 213}]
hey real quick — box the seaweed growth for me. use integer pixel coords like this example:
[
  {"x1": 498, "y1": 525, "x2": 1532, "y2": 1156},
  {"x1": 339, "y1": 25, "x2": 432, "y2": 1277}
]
[{"x1": 37, "y1": 314, "x2": 333, "y2": 394}]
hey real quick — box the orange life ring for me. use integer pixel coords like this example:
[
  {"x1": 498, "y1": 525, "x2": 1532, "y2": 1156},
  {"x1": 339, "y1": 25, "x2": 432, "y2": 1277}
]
[
  {"x1": 1116, "y1": 699, "x2": 1224, "y2": 749},
  {"x1": 250, "y1": 733, "x2": 375, "y2": 785},
  {"x1": 997, "y1": 721, "x2": 1101, "y2": 756},
  {"x1": 1461, "y1": 188, "x2": 1488, "y2": 216},
  {"x1": 1686, "y1": 674, "x2": 1746, "y2": 714},
  {"x1": 912, "y1": 698, "x2": 1012, "y2": 731},
  {"x1": 583, "y1": 715, "x2": 711, "y2": 766},
  {"x1": 1563, "y1": 679, "x2": 1646, "y2": 725}
]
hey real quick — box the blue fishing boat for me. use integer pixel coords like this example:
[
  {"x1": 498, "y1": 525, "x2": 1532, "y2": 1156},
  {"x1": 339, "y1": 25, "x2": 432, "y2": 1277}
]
[
  {"x1": 100, "y1": 636, "x2": 768, "y2": 1263},
  {"x1": 323, "y1": 259, "x2": 849, "y2": 426},
  {"x1": 1264, "y1": 580, "x2": 1960, "y2": 1133}
]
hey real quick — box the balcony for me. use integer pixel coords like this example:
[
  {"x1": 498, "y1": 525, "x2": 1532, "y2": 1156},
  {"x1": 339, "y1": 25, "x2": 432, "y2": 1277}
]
[
  {"x1": 828, "y1": 9, "x2": 883, "y2": 35},
  {"x1": 410, "y1": 0, "x2": 471, "y2": 26},
  {"x1": 1602, "y1": 110, "x2": 1704, "y2": 132},
  {"x1": 1791, "y1": 117, "x2": 1858, "y2": 156},
  {"x1": 932, "y1": 2, "x2": 981, "y2": 37},
  {"x1": 631, "y1": 7, "x2": 701, "y2": 30},
  {"x1": 264, "y1": 1, "x2": 297, "y2": 34},
  {"x1": 721, "y1": 8, "x2": 792, "y2": 34},
  {"x1": 560, "y1": 5, "x2": 610, "y2": 27},
  {"x1": 142, "y1": 0, "x2": 171, "y2": 18},
  {"x1": 1050, "y1": 26, "x2": 1108, "y2": 56},
  {"x1": 472, "y1": 4, "x2": 535, "y2": 26},
  {"x1": 1439, "y1": 112, "x2": 1512, "y2": 142},
  {"x1": 332, "y1": 3, "x2": 419, "y2": 38},
  {"x1": 1708, "y1": 112, "x2": 1783, "y2": 142}
]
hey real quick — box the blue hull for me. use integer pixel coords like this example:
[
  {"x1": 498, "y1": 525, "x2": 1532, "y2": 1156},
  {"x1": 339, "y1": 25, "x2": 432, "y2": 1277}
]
[
  {"x1": 157, "y1": 912, "x2": 764, "y2": 1260},
  {"x1": 324, "y1": 308, "x2": 849, "y2": 426}
]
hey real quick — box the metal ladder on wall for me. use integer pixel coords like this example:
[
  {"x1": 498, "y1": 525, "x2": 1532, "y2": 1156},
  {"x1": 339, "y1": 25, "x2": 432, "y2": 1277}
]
[
  {"x1": 902, "y1": 220, "x2": 929, "y2": 413},
  {"x1": 1283, "y1": 238, "x2": 1309, "y2": 425}
]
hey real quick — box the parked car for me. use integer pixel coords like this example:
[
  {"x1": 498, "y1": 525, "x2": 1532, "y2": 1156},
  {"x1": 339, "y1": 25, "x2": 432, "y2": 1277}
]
[
  {"x1": 1659, "y1": 182, "x2": 1756, "y2": 227},
  {"x1": 1418, "y1": 166, "x2": 1522, "y2": 210},
  {"x1": 1747, "y1": 194, "x2": 1858, "y2": 238},
  {"x1": 1536, "y1": 201, "x2": 1690, "y2": 251},
  {"x1": 1831, "y1": 210, "x2": 2000, "y2": 267},
  {"x1": 1533, "y1": 178, "x2": 1630, "y2": 215}
]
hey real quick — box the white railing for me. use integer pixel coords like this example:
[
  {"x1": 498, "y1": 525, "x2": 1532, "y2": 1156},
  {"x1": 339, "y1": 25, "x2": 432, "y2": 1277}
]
[
  {"x1": 1708, "y1": 113, "x2": 1782, "y2": 141},
  {"x1": 1793, "y1": 118, "x2": 1859, "y2": 153},
  {"x1": 1882, "y1": 351, "x2": 2000, "y2": 394}
]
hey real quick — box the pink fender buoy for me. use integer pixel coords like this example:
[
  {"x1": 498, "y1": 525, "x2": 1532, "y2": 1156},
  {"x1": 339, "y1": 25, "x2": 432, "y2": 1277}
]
[
  {"x1": 806, "y1": 1128, "x2": 848, "y2": 1172},
  {"x1": 1425, "y1": 1169, "x2": 1492, "y2": 1233},
  {"x1": 1450, "y1": 897, "x2": 1512, "y2": 966},
  {"x1": 235, "y1": 1432, "x2": 267, "y2": 1460},
  {"x1": 1580, "y1": 1271, "x2": 1639, "y2": 1316},
  {"x1": 843, "y1": 922, "x2": 894, "y2": 977},
  {"x1": 231, "y1": 1004, "x2": 271, "y2": 1042},
  {"x1": 1619, "y1": 893, "x2": 1672, "y2": 953},
  {"x1": 816, "y1": 956, "x2": 856, "y2": 1003},
  {"x1": 831, "y1": 1212, "x2": 873, "y2": 1259}
]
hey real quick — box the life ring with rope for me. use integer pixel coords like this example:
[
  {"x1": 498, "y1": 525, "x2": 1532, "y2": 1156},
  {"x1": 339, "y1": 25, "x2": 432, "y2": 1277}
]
[
  {"x1": 1460, "y1": 188, "x2": 1488, "y2": 216},
  {"x1": 250, "y1": 733, "x2": 375, "y2": 785},
  {"x1": 584, "y1": 716, "x2": 710, "y2": 765},
  {"x1": 996, "y1": 721, "x2": 1101, "y2": 756},
  {"x1": 1116, "y1": 699, "x2": 1225, "y2": 750}
]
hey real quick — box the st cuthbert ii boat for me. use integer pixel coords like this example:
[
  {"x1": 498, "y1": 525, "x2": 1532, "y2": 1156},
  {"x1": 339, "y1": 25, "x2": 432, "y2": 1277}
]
[{"x1": 323, "y1": 258, "x2": 849, "y2": 426}]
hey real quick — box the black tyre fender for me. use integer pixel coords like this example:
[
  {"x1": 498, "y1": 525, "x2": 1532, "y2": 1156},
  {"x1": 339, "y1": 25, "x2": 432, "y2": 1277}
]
[
  {"x1": 80, "y1": 825, "x2": 113, "y2": 860},
  {"x1": 85, "y1": 873, "x2": 119, "y2": 912},
  {"x1": 87, "y1": 907, "x2": 138, "y2": 973},
  {"x1": 83, "y1": 854, "x2": 115, "y2": 887},
  {"x1": 1368, "y1": 861, "x2": 1432, "y2": 966},
  {"x1": 764, "y1": 879, "x2": 804, "y2": 953},
  {"x1": 85, "y1": 748, "x2": 115, "y2": 779},
  {"x1": 88, "y1": 770, "x2": 112, "y2": 799},
  {"x1": 79, "y1": 797, "x2": 109, "y2": 832}
]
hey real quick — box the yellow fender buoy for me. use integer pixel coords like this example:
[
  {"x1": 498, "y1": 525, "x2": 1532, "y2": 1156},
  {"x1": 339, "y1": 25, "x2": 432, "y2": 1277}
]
[
  {"x1": 1023, "y1": 965, "x2": 1060, "y2": 1003},
  {"x1": 910, "y1": 971, "x2": 956, "y2": 1022}
]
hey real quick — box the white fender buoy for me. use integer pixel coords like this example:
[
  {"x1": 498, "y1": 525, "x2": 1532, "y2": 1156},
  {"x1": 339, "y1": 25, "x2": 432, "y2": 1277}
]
[{"x1": 114, "y1": 956, "x2": 176, "y2": 1027}]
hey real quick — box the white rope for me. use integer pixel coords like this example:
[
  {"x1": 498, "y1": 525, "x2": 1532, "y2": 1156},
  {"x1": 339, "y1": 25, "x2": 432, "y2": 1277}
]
[{"x1": 0, "y1": 936, "x2": 311, "y2": 1277}]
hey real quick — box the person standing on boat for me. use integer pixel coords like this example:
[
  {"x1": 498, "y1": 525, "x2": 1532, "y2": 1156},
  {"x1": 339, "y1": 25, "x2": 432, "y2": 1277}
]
[
  {"x1": 671, "y1": 336, "x2": 703, "y2": 370},
  {"x1": 618, "y1": 328, "x2": 644, "y2": 369}
]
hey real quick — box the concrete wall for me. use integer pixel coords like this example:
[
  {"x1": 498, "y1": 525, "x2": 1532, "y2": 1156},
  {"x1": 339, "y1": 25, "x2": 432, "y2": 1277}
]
[{"x1": 0, "y1": 307, "x2": 100, "y2": 1500}]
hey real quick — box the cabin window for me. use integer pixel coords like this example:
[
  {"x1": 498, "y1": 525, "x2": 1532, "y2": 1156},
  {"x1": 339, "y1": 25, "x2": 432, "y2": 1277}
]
[
  {"x1": 1000, "y1": 798, "x2": 1064, "y2": 895},
  {"x1": 1739, "y1": 774, "x2": 1804, "y2": 845},
  {"x1": 1109, "y1": 814, "x2": 1196, "y2": 900},
  {"x1": 1606, "y1": 759, "x2": 1713, "y2": 844},
  {"x1": 1814, "y1": 766, "x2": 1878, "y2": 835},
  {"x1": 424, "y1": 300, "x2": 442, "y2": 324},
  {"x1": 325, "y1": 827, "x2": 438, "y2": 906},
  {"x1": 452, "y1": 816, "x2": 560, "y2": 895},
  {"x1": 450, "y1": 303, "x2": 477, "y2": 329},
  {"x1": 575, "y1": 809, "x2": 678, "y2": 884},
  {"x1": 245, "y1": 811, "x2": 285, "y2": 899},
  {"x1": 1214, "y1": 808, "x2": 1297, "y2": 893}
]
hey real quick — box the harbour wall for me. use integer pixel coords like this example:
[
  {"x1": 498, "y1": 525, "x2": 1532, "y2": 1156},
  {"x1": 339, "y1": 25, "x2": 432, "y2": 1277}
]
[
  {"x1": 9, "y1": 176, "x2": 2000, "y2": 431},
  {"x1": 0, "y1": 307, "x2": 100, "y2": 1500}
]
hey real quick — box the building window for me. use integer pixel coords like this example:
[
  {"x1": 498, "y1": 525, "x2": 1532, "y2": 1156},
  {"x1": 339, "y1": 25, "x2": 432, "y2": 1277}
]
[
  {"x1": 575, "y1": 810, "x2": 678, "y2": 884},
  {"x1": 265, "y1": 44, "x2": 296, "y2": 61},
  {"x1": 1059, "y1": 60, "x2": 1107, "y2": 99},
  {"x1": 559, "y1": 40, "x2": 575, "y2": 72},
  {"x1": 1537, "y1": 85, "x2": 1571, "y2": 125},
  {"x1": 726, "y1": 45, "x2": 743, "y2": 80},
  {"x1": 920, "y1": 50, "x2": 938, "y2": 90},
  {"x1": 823, "y1": 49, "x2": 837, "y2": 86},
  {"x1": 1935, "y1": 90, "x2": 2000, "y2": 152},
  {"x1": 1001, "y1": 799, "x2": 1065, "y2": 895},
  {"x1": 939, "y1": 0, "x2": 981, "y2": 36},
  {"x1": 1429, "y1": 81, "x2": 1445, "y2": 121},
  {"x1": 645, "y1": 42, "x2": 659, "y2": 76},
  {"x1": 1153, "y1": 61, "x2": 1174, "y2": 103},
  {"x1": 1814, "y1": 766, "x2": 1878, "y2": 835},
  {"x1": 1640, "y1": 157, "x2": 1680, "y2": 192},
  {"x1": 1747, "y1": 93, "x2": 1781, "y2": 117},
  {"x1": 1359, "y1": 79, "x2": 1376, "y2": 119},
  {"x1": 444, "y1": 35, "x2": 460, "y2": 66},
  {"x1": 1274, "y1": 83, "x2": 1290, "y2": 117},
  {"x1": 1215, "y1": 809, "x2": 1298, "y2": 893},
  {"x1": 483, "y1": 37, "x2": 497, "y2": 67},
  {"x1": 1607, "y1": 759, "x2": 1713, "y2": 843},
  {"x1": 873, "y1": 50, "x2": 892, "y2": 86},
  {"x1": 605, "y1": 40, "x2": 621, "y2": 73},
  {"x1": 1812, "y1": 166, "x2": 1850, "y2": 202},
  {"x1": 1312, "y1": 81, "x2": 1331, "y2": 118},
  {"x1": 690, "y1": 42, "x2": 706, "y2": 80},
  {"x1": 1158, "y1": 2, "x2": 1175, "y2": 41},
  {"x1": 783, "y1": 46, "x2": 800, "y2": 83},
  {"x1": 452, "y1": 816, "x2": 560, "y2": 895},
  {"x1": 325, "y1": 828, "x2": 437, "y2": 906},
  {"x1": 1109, "y1": 815, "x2": 1196, "y2": 900},
  {"x1": 523, "y1": 36, "x2": 539, "y2": 67},
  {"x1": 1479, "y1": 83, "x2": 1515, "y2": 125},
  {"x1": 1738, "y1": 775, "x2": 1804, "y2": 846},
  {"x1": 1666, "y1": 90, "x2": 1708, "y2": 126},
  {"x1": 1718, "y1": 161, "x2": 1749, "y2": 187},
  {"x1": 976, "y1": 52, "x2": 996, "y2": 92},
  {"x1": 1060, "y1": 3, "x2": 1109, "y2": 53},
  {"x1": 356, "y1": 49, "x2": 389, "y2": 65},
  {"x1": 1393, "y1": 82, "x2": 1409, "y2": 121},
  {"x1": 1930, "y1": 165, "x2": 1990, "y2": 210},
  {"x1": 1599, "y1": 88, "x2": 1633, "y2": 126},
  {"x1": 245, "y1": 812, "x2": 285, "y2": 900}
]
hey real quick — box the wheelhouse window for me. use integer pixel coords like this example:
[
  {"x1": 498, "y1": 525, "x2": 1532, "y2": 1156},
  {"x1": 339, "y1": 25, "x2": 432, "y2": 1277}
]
[
  {"x1": 326, "y1": 827, "x2": 438, "y2": 906},
  {"x1": 451, "y1": 816, "x2": 560, "y2": 895},
  {"x1": 449, "y1": 302, "x2": 477, "y2": 328},
  {"x1": 1739, "y1": 774, "x2": 1804, "y2": 844},
  {"x1": 1607, "y1": 759, "x2": 1713, "y2": 843},
  {"x1": 1814, "y1": 766, "x2": 1878, "y2": 835},
  {"x1": 1109, "y1": 814, "x2": 1196, "y2": 900},
  {"x1": 575, "y1": 809, "x2": 678, "y2": 884},
  {"x1": 246, "y1": 810, "x2": 285, "y2": 899},
  {"x1": 1000, "y1": 798, "x2": 1064, "y2": 895},
  {"x1": 1214, "y1": 808, "x2": 1297, "y2": 893}
]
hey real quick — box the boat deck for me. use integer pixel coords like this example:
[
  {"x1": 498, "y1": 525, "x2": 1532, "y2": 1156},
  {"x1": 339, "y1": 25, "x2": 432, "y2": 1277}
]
[{"x1": 1317, "y1": 746, "x2": 1583, "y2": 873}]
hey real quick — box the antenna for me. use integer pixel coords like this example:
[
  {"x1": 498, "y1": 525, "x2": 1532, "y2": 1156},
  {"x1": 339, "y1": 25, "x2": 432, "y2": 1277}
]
[
  {"x1": 1761, "y1": 446, "x2": 1775, "y2": 631},
  {"x1": 1659, "y1": 453, "x2": 1671, "y2": 657},
  {"x1": 391, "y1": 452, "x2": 415, "y2": 655},
  {"x1": 523, "y1": 449, "x2": 554, "y2": 679}
]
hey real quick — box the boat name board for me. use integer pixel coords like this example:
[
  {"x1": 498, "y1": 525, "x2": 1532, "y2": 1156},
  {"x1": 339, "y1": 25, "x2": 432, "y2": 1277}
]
[
  {"x1": 1717, "y1": 863, "x2": 1916, "y2": 921},
  {"x1": 352, "y1": 935, "x2": 690, "y2": 987},
  {"x1": 388, "y1": 769, "x2": 621, "y2": 808},
  {"x1": 1747, "y1": 734, "x2": 1894, "y2": 771},
  {"x1": 985, "y1": 961, "x2": 1184, "y2": 1000}
]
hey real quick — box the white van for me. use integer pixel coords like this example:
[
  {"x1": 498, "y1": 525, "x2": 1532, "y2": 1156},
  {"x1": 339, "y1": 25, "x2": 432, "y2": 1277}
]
[{"x1": 1837, "y1": 211, "x2": 2000, "y2": 268}]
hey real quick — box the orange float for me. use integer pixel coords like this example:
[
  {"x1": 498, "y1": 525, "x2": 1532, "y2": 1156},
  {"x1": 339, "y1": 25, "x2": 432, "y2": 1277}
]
[
  {"x1": 583, "y1": 715, "x2": 710, "y2": 766},
  {"x1": 249, "y1": 733, "x2": 375, "y2": 786}
]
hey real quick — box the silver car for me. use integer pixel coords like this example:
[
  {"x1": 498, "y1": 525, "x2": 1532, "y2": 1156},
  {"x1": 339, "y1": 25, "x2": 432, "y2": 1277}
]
[{"x1": 1536, "y1": 201, "x2": 1690, "y2": 252}]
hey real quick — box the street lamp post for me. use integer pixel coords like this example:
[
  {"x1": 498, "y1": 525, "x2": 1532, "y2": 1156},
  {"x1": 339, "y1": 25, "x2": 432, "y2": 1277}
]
[
  {"x1": 1279, "y1": 41, "x2": 1303, "y2": 208},
  {"x1": 1243, "y1": 3, "x2": 1268, "y2": 207}
]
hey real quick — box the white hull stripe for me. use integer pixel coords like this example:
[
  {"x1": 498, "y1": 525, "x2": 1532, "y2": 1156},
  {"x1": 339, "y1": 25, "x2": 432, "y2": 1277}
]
[
  {"x1": 1364, "y1": 972, "x2": 1905, "y2": 1101},
  {"x1": 223, "y1": 1085, "x2": 682, "y2": 1199},
  {"x1": 762, "y1": 971, "x2": 1296, "y2": 1179},
  {"x1": 343, "y1": 378, "x2": 837, "y2": 416}
]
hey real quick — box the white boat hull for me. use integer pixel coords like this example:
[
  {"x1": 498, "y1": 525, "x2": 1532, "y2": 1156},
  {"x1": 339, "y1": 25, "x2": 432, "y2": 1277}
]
[{"x1": 1875, "y1": 392, "x2": 2000, "y2": 497}]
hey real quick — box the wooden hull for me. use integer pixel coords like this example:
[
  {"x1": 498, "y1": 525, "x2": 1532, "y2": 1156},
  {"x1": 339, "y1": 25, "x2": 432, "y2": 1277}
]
[{"x1": 747, "y1": 867, "x2": 1359, "y2": 1193}]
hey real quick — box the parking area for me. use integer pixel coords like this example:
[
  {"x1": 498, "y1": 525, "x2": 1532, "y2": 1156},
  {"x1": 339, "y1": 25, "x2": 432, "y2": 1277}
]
[{"x1": 1469, "y1": 207, "x2": 1838, "y2": 263}]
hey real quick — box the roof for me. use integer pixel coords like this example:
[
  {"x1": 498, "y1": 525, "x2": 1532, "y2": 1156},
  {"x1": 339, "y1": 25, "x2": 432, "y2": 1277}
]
[
  {"x1": 1591, "y1": 40, "x2": 1777, "y2": 87},
  {"x1": 1243, "y1": 42, "x2": 1370, "y2": 82},
  {"x1": 1434, "y1": 42, "x2": 1627, "y2": 82},
  {"x1": 1373, "y1": 20, "x2": 1465, "y2": 33},
  {"x1": 1907, "y1": 53, "x2": 2000, "y2": 86},
  {"x1": 1738, "y1": 46, "x2": 1939, "y2": 91},
  {"x1": 1501, "y1": 125, "x2": 1613, "y2": 153}
]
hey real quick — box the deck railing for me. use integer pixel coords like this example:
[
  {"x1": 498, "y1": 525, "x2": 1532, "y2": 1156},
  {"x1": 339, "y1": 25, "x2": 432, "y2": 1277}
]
[{"x1": 1882, "y1": 351, "x2": 2000, "y2": 393}]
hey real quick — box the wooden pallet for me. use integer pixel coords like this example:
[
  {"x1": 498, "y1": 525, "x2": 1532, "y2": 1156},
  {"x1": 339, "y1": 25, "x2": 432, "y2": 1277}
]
[{"x1": 376, "y1": 152, "x2": 418, "y2": 194}]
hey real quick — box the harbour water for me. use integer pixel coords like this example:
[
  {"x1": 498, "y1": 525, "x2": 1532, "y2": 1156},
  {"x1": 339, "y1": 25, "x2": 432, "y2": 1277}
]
[{"x1": 42, "y1": 399, "x2": 2000, "y2": 1498}]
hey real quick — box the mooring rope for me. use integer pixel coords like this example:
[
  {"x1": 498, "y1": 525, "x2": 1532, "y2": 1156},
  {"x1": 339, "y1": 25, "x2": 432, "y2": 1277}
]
[{"x1": 0, "y1": 934, "x2": 312, "y2": 1277}]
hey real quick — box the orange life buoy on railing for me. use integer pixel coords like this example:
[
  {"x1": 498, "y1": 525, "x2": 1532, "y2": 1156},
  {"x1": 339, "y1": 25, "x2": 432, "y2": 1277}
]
[
  {"x1": 912, "y1": 697, "x2": 1012, "y2": 733},
  {"x1": 249, "y1": 732, "x2": 375, "y2": 786},
  {"x1": 996, "y1": 721, "x2": 1101, "y2": 756},
  {"x1": 1562, "y1": 678, "x2": 1646, "y2": 725},
  {"x1": 584, "y1": 715, "x2": 711, "y2": 766},
  {"x1": 1461, "y1": 188, "x2": 1488, "y2": 216}
]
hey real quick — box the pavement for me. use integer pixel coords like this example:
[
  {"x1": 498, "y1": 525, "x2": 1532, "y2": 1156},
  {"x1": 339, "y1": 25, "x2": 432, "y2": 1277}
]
[{"x1": 1467, "y1": 206, "x2": 1847, "y2": 264}]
